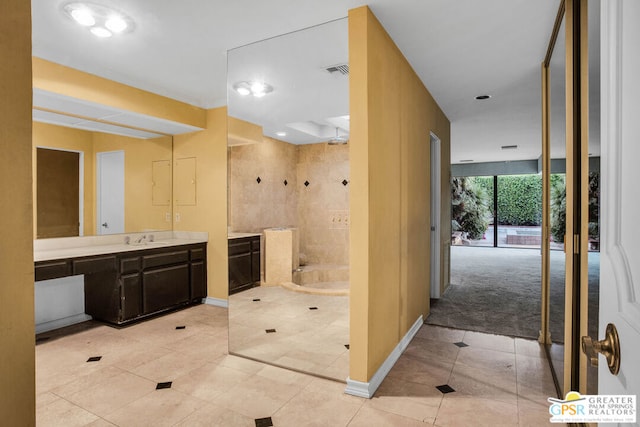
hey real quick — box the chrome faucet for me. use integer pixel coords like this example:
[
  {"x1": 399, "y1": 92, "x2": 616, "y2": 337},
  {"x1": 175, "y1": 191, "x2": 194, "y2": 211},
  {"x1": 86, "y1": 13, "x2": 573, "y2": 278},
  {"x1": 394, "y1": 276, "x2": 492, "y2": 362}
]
[{"x1": 133, "y1": 234, "x2": 147, "y2": 245}]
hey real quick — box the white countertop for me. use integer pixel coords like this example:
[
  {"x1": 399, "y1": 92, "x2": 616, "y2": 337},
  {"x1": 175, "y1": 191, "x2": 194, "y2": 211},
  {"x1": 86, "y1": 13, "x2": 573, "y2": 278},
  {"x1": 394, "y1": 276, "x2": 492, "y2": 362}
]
[{"x1": 34, "y1": 231, "x2": 208, "y2": 262}]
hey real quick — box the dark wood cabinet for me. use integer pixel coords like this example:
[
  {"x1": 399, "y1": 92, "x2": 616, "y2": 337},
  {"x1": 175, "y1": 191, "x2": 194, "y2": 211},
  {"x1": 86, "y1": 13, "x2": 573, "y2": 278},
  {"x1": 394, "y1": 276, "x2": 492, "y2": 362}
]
[
  {"x1": 34, "y1": 242, "x2": 207, "y2": 326},
  {"x1": 228, "y1": 236, "x2": 260, "y2": 294}
]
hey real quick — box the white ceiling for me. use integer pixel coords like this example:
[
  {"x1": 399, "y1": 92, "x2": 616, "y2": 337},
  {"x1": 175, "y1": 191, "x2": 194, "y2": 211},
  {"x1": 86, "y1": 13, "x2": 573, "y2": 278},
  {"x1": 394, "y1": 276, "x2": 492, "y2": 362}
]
[{"x1": 31, "y1": 0, "x2": 599, "y2": 162}]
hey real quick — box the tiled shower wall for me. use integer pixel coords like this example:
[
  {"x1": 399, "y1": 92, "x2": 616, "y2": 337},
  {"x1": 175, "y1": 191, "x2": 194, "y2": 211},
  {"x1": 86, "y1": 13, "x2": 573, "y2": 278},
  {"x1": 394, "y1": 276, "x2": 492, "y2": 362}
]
[{"x1": 228, "y1": 137, "x2": 349, "y2": 266}]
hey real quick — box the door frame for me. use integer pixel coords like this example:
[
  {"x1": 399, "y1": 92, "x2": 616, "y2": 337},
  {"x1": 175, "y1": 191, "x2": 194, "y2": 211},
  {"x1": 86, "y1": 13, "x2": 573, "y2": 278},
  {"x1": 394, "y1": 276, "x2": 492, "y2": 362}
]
[
  {"x1": 430, "y1": 132, "x2": 441, "y2": 298},
  {"x1": 36, "y1": 145, "x2": 85, "y2": 237},
  {"x1": 541, "y1": 0, "x2": 591, "y2": 395}
]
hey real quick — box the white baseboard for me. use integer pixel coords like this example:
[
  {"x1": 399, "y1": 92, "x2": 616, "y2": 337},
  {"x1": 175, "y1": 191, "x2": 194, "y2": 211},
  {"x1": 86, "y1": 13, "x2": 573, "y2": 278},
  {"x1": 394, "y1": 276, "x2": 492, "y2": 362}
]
[
  {"x1": 344, "y1": 315, "x2": 423, "y2": 398},
  {"x1": 35, "y1": 313, "x2": 92, "y2": 334},
  {"x1": 203, "y1": 297, "x2": 228, "y2": 308}
]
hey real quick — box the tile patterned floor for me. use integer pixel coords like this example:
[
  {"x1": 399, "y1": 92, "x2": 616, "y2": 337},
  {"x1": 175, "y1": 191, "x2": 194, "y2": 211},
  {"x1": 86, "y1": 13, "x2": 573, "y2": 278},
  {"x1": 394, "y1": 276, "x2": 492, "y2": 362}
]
[
  {"x1": 36, "y1": 304, "x2": 557, "y2": 426},
  {"x1": 229, "y1": 286, "x2": 349, "y2": 381}
]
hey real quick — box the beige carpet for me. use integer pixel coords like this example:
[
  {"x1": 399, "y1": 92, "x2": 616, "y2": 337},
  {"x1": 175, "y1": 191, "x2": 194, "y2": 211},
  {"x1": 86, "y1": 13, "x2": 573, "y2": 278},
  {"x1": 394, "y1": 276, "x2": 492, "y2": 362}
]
[{"x1": 426, "y1": 246, "x2": 600, "y2": 343}]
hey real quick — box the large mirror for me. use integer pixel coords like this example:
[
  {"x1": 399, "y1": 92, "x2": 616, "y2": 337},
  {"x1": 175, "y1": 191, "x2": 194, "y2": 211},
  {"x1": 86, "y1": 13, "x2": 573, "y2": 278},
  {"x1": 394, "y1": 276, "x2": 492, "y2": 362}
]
[
  {"x1": 544, "y1": 0, "x2": 600, "y2": 395},
  {"x1": 547, "y1": 7, "x2": 566, "y2": 394},
  {"x1": 227, "y1": 18, "x2": 350, "y2": 381},
  {"x1": 33, "y1": 120, "x2": 173, "y2": 239}
]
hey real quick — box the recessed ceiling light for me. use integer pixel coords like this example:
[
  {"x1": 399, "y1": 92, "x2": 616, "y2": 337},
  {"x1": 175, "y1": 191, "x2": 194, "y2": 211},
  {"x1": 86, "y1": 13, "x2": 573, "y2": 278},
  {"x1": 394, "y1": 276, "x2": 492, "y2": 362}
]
[
  {"x1": 276, "y1": 131, "x2": 287, "y2": 137},
  {"x1": 70, "y1": 7, "x2": 95, "y2": 26},
  {"x1": 90, "y1": 26, "x2": 112, "y2": 38},
  {"x1": 233, "y1": 81, "x2": 274, "y2": 98},
  {"x1": 475, "y1": 95, "x2": 491, "y2": 100},
  {"x1": 105, "y1": 15, "x2": 127, "y2": 33},
  {"x1": 63, "y1": 2, "x2": 134, "y2": 38}
]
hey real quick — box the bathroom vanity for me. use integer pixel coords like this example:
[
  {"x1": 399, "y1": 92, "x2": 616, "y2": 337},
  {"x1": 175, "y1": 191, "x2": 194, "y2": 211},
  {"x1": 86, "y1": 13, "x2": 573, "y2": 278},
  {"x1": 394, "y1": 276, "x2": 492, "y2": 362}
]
[{"x1": 34, "y1": 232, "x2": 207, "y2": 331}]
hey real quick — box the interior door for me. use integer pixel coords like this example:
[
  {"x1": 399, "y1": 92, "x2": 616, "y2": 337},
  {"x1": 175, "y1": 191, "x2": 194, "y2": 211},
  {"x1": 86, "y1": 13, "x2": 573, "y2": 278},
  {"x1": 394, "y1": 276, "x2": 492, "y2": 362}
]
[
  {"x1": 97, "y1": 150, "x2": 125, "y2": 234},
  {"x1": 595, "y1": 0, "x2": 640, "y2": 399}
]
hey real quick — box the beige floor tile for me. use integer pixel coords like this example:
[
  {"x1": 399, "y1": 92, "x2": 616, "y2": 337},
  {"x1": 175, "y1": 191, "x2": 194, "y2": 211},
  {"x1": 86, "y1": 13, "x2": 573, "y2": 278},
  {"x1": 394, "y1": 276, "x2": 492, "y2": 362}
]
[
  {"x1": 514, "y1": 338, "x2": 547, "y2": 359},
  {"x1": 416, "y1": 324, "x2": 466, "y2": 343},
  {"x1": 448, "y1": 363, "x2": 518, "y2": 405},
  {"x1": 435, "y1": 394, "x2": 519, "y2": 427},
  {"x1": 65, "y1": 371, "x2": 156, "y2": 418},
  {"x1": 83, "y1": 418, "x2": 117, "y2": 426},
  {"x1": 368, "y1": 377, "x2": 442, "y2": 421},
  {"x1": 272, "y1": 387, "x2": 363, "y2": 427},
  {"x1": 172, "y1": 362, "x2": 251, "y2": 402},
  {"x1": 103, "y1": 342, "x2": 173, "y2": 372},
  {"x1": 51, "y1": 365, "x2": 126, "y2": 399},
  {"x1": 103, "y1": 388, "x2": 204, "y2": 427},
  {"x1": 130, "y1": 349, "x2": 210, "y2": 383},
  {"x1": 404, "y1": 335, "x2": 460, "y2": 363},
  {"x1": 455, "y1": 346, "x2": 517, "y2": 373},
  {"x1": 37, "y1": 391, "x2": 61, "y2": 408},
  {"x1": 173, "y1": 402, "x2": 254, "y2": 426},
  {"x1": 256, "y1": 364, "x2": 316, "y2": 387},
  {"x1": 215, "y1": 354, "x2": 267, "y2": 375},
  {"x1": 462, "y1": 330, "x2": 516, "y2": 353},
  {"x1": 36, "y1": 397, "x2": 99, "y2": 427},
  {"x1": 386, "y1": 353, "x2": 455, "y2": 386},
  {"x1": 349, "y1": 405, "x2": 435, "y2": 426},
  {"x1": 215, "y1": 373, "x2": 305, "y2": 419},
  {"x1": 515, "y1": 354, "x2": 557, "y2": 399},
  {"x1": 518, "y1": 396, "x2": 553, "y2": 426}
]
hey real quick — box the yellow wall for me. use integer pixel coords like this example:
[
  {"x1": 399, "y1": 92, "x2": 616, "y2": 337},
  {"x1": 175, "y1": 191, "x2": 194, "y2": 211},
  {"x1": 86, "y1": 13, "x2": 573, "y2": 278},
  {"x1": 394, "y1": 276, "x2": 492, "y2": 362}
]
[
  {"x1": 93, "y1": 133, "x2": 173, "y2": 233},
  {"x1": 32, "y1": 123, "x2": 173, "y2": 236},
  {"x1": 173, "y1": 107, "x2": 229, "y2": 300},
  {"x1": 0, "y1": 0, "x2": 35, "y2": 424},
  {"x1": 348, "y1": 6, "x2": 451, "y2": 382},
  {"x1": 33, "y1": 58, "x2": 206, "y2": 129}
]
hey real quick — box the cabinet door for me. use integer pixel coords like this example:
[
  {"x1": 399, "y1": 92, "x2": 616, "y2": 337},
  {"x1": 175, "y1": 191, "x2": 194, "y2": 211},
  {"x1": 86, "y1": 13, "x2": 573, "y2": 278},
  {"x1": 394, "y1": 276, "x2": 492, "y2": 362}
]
[
  {"x1": 190, "y1": 261, "x2": 206, "y2": 301},
  {"x1": 121, "y1": 273, "x2": 142, "y2": 321},
  {"x1": 229, "y1": 253, "x2": 252, "y2": 293},
  {"x1": 251, "y1": 238, "x2": 261, "y2": 283},
  {"x1": 142, "y1": 264, "x2": 189, "y2": 314}
]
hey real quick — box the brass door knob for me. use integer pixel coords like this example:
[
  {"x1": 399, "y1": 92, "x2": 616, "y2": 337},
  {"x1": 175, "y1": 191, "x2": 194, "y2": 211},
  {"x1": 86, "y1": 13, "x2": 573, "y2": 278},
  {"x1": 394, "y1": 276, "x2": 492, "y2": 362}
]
[{"x1": 581, "y1": 323, "x2": 620, "y2": 375}]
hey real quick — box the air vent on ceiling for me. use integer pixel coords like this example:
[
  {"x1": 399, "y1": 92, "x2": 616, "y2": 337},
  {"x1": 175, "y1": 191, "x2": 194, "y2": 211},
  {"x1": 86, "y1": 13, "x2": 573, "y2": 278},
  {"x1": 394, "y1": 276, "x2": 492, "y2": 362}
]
[
  {"x1": 459, "y1": 159, "x2": 474, "y2": 163},
  {"x1": 501, "y1": 145, "x2": 518, "y2": 150},
  {"x1": 325, "y1": 63, "x2": 349, "y2": 75}
]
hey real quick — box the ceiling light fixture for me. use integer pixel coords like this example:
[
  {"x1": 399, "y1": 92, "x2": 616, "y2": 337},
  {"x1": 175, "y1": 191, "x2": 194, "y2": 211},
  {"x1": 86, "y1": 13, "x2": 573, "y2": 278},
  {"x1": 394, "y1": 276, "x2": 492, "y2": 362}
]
[
  {"x1": 475, "y1": 95, "x2": 491, "y2": 100},
  {"x1": 63, "y1": 2, "x2": 134, "y2": 38},
  {"x1": 233, "y1": 81, "x2": 274, "y2": 98},
  {"x1": 275, "y1": 131, "x2": 287, "y2": 137},
  {"x1": 328, "y1": 127, "x2": 348, "y2": 145}
]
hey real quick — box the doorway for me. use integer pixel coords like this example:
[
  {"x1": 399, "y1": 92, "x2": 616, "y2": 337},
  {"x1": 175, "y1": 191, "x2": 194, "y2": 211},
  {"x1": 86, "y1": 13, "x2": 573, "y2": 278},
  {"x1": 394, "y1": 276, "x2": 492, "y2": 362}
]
[
  {"x1": 430, "y1": 132, "x2": 441, "y2": 298},
  {"x1": 36, "y1": 147, "x2": 83, "y2": 238},
  {"x1": 96, "y1": 150, "x2": 125, "y2": 235}
]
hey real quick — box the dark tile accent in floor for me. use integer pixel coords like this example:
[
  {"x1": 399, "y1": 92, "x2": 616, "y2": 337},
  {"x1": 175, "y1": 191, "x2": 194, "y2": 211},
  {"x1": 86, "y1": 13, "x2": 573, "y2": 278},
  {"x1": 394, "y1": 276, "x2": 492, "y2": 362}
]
[
  {"x1": 344, "y1": 344, "x2": 350, "y2": 349},
  {"x1": 175, "y1": 326, "x2": 186, "y2": 330},
  {"x1": 156, "y1": 382, "x2": 172, "y2": 390},
  {"x1": 309, "y1": 306, "x2": 318, "y2": 310},
  {"x1": 253, "y1": 298, "x2": 261, "y2": 302},
  {"x1": 454, "y1": 341, "x2": 469, "y2": 347},
  {"x1": 436, "y1": 384, "x2": 456, "y2": 394},
  {"x1": 265, "y1": 328, "x2": 276, "y2": 333},
  {"x1": 86, "y1": 356, "x2": 102, "y2": 362},
  {"x1": 255, "y1": 417, "x2": 274, "y2": 427}
]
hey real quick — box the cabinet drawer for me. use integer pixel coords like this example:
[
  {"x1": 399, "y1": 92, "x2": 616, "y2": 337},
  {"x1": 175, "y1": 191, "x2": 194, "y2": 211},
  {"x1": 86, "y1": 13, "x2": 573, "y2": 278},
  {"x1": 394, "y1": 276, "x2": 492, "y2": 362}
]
[
  {"x1": 73, "y1": 256, "x2": 117, "y2": 275},
  {"x1": 142, "y1": 250, "x2": 189, "y2": 269},
  {"x1": 35, "y1": 260, "x2": 71, "y2": 281},
  {"x1": 120, "y1": 257, "x2": 141, "y2": 274},
  {"x1": 228, "y1": 240, "x2": 251, "y2": 256},
  {"x1": 190, "y1": 247, "x2": 205, "y2": 261}
]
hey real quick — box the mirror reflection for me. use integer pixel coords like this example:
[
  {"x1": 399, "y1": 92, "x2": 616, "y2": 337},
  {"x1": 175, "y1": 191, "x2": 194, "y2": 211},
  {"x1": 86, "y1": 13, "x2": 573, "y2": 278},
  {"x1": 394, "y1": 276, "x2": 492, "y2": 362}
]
[
  {"x1": 227, "y1": 18, "x2": 350, "y2": 381},
  {"x1": 34, "y1": 121, "x2": 173, "y2": 238},
  {"x1": 548, "y1": 12, "x2": 566, "y2": 392}
]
